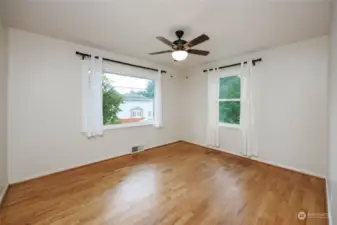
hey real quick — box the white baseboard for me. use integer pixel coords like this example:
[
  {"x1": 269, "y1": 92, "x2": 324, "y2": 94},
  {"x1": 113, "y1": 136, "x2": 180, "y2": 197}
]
[
  {"x1": 184, "y1": 140, "x2": 326, "y2": 179},
  {"x1": 326, "y1": 179, "x2": 332, "y2": 225},
  {"x1": 252, "y1": 157, "x2": 326, "y2": 179},
  {"x1": 0, "y1": 184, "x2": 9, "y2": 206}
]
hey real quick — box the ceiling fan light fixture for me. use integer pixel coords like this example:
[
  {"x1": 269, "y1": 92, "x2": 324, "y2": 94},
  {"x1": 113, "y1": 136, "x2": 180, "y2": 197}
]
[
  {"x1": 172, "y1": 50, "x2": 188, "y2": 61},
  {"x1": 149, "y1": 31, "x2": 210, "y2": 59}
]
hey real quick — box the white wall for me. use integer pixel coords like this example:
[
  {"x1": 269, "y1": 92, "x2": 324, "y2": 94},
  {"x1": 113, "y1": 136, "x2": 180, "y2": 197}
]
[
  {"x1": 0, "y1": 17, "x2": 8, "y2": 198},
  {"x1": 328, "y1": 0, "x2": 337, "y2": 223},
  {"x1": 7, "y1": 28, "x2": 183, "y2": 183},
  {"x1": 182, "y1": 36, "x2": 329, "y2": 177}
]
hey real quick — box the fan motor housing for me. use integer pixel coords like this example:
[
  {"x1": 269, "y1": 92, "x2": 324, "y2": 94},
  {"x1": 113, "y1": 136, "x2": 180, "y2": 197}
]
[{"x1": 173, "y1": 39, "x2": 187, "y2": 46}]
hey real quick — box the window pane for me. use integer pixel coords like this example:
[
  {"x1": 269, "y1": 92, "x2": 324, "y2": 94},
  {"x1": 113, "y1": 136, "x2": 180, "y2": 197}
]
[
  {"x1": 219, "y1": 76, "x2": 240, "y2": 99},
  {"x1": 102, "y1": 73, "x2": 154, "y2": 125},
  {"x1": 219, "y1": 101, "x2": 240, "y2": 124}
]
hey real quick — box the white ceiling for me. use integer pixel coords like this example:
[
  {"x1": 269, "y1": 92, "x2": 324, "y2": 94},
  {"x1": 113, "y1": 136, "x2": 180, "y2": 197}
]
[{"x1": 1, "y1": 0, "x2": 331, "y2": 69}]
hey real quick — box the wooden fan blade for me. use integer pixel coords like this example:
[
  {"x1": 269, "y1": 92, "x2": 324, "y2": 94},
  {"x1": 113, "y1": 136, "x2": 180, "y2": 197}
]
[
  {"x1": 186, "y1": 34, "x2": 209, "y2": 48},
  {"x1": 156, "y1": 37, "x2": 175, "y2": 48},
  {"x1": 149, "y1": 50, "x2": 173, "y2": 55},
  {"x1": 187, "y1": 49, "x2": 210, "y2": 56}
]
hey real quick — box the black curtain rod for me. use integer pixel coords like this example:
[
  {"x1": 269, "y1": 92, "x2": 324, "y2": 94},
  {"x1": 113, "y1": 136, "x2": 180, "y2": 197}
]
[
  {"x1": 76, "y1": 51, "x2": 167, "y2": 74},
  {"x1": 203, "y1": 58, "x2": 262, "y2": 73}
]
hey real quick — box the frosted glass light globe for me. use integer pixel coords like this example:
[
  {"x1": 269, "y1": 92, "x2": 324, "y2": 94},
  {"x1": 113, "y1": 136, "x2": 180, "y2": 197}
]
[{"x1": 172, "y1": 51, "x2": 188, "y2": 61}]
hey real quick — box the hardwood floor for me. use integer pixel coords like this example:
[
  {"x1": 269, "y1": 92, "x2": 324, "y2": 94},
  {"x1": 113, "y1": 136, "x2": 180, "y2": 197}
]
[{"x1": 0, "y1": 142, "x2": 328, "y2": 225}]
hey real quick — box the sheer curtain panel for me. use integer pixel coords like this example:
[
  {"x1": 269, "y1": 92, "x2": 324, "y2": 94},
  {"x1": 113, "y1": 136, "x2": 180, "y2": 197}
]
[
  {"x1": 240, "y1": 61, "x2": 259, "y2": 157},
  {"x1": 206, "y1": 68, "x2": 220, "y2": 147},
  {"x1": 154, "y1": 70, "x2": 163, "y2": 128},
  {"x1": 81, "y1": 56, "x2": 104, "y2": 138}
]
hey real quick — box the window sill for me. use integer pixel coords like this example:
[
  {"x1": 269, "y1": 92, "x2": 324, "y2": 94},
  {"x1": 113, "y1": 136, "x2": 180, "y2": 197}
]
[
  {"x1": 104, "y1": 121, "x2": 154, "y2": 130},
  {"x1": 219, "y1": 123, "x2": 241, "y2": 129}
]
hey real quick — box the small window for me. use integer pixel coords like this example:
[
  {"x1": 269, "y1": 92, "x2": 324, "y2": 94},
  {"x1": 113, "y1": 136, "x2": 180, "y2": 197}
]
[
  {"x1": 102, "y1": 73, "x2": 154, "y2": 126},
  {"x1": 219, "y1": 76, "x2": 241, "y2": 125}
]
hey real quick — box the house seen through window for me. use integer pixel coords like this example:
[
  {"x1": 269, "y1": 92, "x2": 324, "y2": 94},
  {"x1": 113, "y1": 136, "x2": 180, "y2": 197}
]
[
  {"x1": 102, "y1": 73, "x2": 154, "y2": 126},
  {"x1": 219, "y1": 76, "x2": 241, "y2": 125}
]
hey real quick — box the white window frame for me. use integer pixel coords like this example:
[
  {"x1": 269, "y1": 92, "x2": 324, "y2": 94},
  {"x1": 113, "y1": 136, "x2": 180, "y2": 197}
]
[
  {"x1": 218, "y1": 73, "x2": 241, "y2": 129},
  {"x1": 102, "y1": 71, "x2": 155, "y2": 130}
]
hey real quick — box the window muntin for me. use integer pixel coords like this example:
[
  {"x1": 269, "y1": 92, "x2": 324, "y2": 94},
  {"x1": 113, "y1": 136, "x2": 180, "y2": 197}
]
[
  {"x1": 219, "y1": 76, "x2": 241, "y2": 125},
  {"x1": 102, "y1": 73, "x2": 155, "y2": 127}
]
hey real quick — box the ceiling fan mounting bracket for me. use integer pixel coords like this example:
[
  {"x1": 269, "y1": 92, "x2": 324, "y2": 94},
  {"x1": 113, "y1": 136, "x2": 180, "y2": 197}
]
[{"x1": 175, "y1": 30, "x2": 184, "y2": 40}]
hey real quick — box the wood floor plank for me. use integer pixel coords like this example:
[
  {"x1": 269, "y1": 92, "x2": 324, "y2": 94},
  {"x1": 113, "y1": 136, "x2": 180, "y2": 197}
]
[{"x1": 0, "y1": 142, "x2": 328, "y2": 225}]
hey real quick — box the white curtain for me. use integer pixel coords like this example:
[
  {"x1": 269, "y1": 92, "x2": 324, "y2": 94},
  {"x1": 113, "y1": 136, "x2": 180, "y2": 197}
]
[
  {"x1": 240, "y1": 61, "x2": 259, "y2": 157},
  {"x1": 81, "y1": 56, "x2": 104, "y2": 138},
  {"x1": 206, "y1": 68, "x2": 220, "y2": 147},
  {"x1": 154, "y1": 70, "x2": 163, "y2": 128}
]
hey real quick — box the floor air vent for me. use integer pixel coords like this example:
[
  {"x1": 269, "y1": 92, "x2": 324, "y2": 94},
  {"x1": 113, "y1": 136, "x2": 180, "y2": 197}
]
[{"x1": 132, "y1": 146, "x2": 144, "y2": 153}]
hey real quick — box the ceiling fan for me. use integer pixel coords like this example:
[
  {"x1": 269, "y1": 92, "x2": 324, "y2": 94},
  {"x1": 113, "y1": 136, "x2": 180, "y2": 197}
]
[{"x1": 149, "y1": 30, "x2": 210, "y2": 61}]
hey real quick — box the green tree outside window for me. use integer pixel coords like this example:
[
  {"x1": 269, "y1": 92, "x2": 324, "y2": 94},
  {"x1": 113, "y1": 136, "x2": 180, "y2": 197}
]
[
  {"x1": 102, "y1": 76, "x2": 124, "y2": 125},
  {"x1": 219, "y1": 76, "x2": 241, "y2": 124}
]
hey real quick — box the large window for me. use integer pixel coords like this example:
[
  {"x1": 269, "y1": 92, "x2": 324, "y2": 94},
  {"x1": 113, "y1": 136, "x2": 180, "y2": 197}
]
[
  {"x1": 219, "y1": 75, "x2": 241, "y2": 125},
  {"x1": 102, "y1": 73, "x2": 155, "y2": 127}
]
